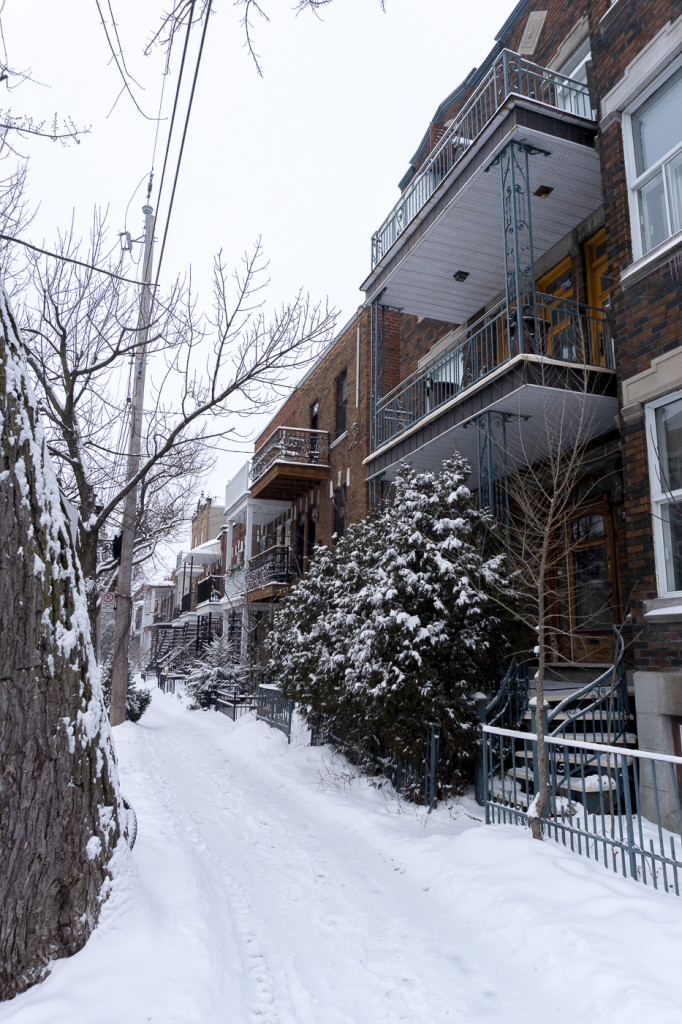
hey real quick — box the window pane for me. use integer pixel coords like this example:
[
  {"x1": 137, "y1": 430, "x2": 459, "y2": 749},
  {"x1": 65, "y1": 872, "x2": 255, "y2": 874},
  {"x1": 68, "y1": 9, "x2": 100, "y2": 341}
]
[
  {"x1": 573, "y1": 543, "x2": 611, "y2": 629},
  {"x1": 661, "y1": 503, "x2": 682, "y2": 593},
  {"x1": 667, "y1": 150, "x2": 682, "y2": 235},
  {"x1": 632, "y1": 66, "x2": 682, "y2": 175},
  {"x1": 656, "y1": 398, "x2": 682, "y2": 492},
  {"x1": 638, "y1": 170, "x2": 668, "y2": 253}
]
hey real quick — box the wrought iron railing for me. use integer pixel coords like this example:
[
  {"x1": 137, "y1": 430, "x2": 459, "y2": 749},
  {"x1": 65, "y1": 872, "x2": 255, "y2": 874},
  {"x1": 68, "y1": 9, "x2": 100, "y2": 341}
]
[
  {"x1": 246, "y1": 545, "x2": 292, "y2": 592},
  {"x1": 374, "y1": 292, "x2": 610, "y2": 450},
  {"x1": 483, "y1": 725, "x2": 682, "y2": 895},
  {"x1": 196, "y1": 574, "x2": 221, "y2": 605},
  {"x1": 251, "y1": 427, "x2": 329, "y2": 486},
  {"x1": 486, "y1": 659, "x2": 531, "y2": 731},
  {"x1": 371, "y1": 49, "x2": 593, "y2": 267},
  {"x1": 180, "y1": 591, "x2": 192, "y2": 614},
  {"x1": 548, "y1": 632, "x2": 628, "y2": 746}
]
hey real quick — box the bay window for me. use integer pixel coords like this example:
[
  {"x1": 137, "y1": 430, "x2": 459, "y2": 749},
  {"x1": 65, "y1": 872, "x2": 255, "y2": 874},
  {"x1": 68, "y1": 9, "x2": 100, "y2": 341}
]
[
  {"x1": 627, "y1": 63, "x2": 682, "y2": 256},
  {"x1": 647, "y1": 391, "x2": 682, "y2": 595}
]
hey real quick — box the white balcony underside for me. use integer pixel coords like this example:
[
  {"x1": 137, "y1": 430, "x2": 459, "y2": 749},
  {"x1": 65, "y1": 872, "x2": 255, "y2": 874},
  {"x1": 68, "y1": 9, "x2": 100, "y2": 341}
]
[
  {"x1": 363, "y1": 121, "x2": 602, "y2": 324},
  {"x1": 367, "y1": 375, "x2": 618, "y2": 491}
]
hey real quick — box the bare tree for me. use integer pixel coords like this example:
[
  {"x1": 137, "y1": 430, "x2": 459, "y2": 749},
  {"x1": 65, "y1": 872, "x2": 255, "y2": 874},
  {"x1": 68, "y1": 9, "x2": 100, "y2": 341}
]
[
  {"x1": 478, "y1": 353, "x2": 619, "y2": 839},
  {"x1": 20, "y1": 217, "x2": 334, "y2": 638}
]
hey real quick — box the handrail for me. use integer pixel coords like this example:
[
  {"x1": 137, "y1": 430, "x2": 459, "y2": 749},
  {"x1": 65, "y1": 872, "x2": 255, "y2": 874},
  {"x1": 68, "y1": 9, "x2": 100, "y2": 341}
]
[{"x1": 371, "y1": 49, "x2": 593, "y2": 267}]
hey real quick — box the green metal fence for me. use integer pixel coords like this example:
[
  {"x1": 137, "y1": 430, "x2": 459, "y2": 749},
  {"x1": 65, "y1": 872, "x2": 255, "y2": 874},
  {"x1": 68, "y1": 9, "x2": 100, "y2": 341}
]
[
  {"x1": 257, "y1": 685, "x2": 294, "y2": 743},
  {"x1": 483, "y1": 724, "x2": 682, "y2": 895}
]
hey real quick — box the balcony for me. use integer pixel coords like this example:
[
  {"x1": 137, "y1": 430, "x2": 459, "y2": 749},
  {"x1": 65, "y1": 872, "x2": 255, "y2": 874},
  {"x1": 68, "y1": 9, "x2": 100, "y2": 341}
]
[
  {"x1": 371, "y1": 50, "x2": 593, "y2": 270},
  {"x1": 245, "y1": 545, "x2": 293, "y2": 602},
  {"x1": 368, "y1": 292, "x2": 618, "y2": 489},
  {"x1": 197, "y1": 574, "x2": 222, "y2": 606},
  {"x1": 250, "y1": 427, "x2": 330, "y2": 501},
  {"x1": 375, "y1": 293, "x2": 611, "y2": 449},
  {"x1": 362, "y1": 55, "x2": 600, "y2": 326}
]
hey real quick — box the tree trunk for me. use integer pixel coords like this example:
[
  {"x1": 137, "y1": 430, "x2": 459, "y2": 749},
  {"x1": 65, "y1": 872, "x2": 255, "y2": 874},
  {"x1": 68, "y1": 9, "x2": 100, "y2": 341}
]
[{"x1": 0, "y1": 287, "x2": 123, "y2": 1001}]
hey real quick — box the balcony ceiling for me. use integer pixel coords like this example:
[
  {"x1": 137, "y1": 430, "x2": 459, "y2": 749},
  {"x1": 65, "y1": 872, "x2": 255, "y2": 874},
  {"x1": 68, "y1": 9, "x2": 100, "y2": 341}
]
[
  {"x1": 365, "y1": 357, "x2": 618, "y2": 490},
  {"x1": 362, "y1": 108, "x2": 602, "y2": 325}
]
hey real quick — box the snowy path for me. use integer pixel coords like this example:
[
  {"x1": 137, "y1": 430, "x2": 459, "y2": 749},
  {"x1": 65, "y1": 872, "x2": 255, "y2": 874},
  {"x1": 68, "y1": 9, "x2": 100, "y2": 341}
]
[{"x1": 3, "y1": 688, "x2": 682, "y2": 1024}]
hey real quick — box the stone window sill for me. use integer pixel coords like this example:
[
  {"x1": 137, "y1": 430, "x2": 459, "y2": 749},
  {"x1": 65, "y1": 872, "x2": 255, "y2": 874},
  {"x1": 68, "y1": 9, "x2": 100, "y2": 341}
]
[
  {"x1": 619, "y1": 233, "x2": 682, "y2": 290},
  {"x1": 644, "y1": 597, "x2": 682, "y2": 623}
]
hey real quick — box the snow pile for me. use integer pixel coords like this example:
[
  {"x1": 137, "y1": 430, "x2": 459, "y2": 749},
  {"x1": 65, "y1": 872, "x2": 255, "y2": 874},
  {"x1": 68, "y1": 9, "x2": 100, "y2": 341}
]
[{"x1": 2, "y1": 689, "x2": 682, "y2": 1024}]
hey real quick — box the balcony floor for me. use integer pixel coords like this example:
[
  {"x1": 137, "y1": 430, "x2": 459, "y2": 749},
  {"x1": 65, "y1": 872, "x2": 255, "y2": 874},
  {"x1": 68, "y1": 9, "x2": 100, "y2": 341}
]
[
  {"x1": 250, "y1": 460, "x2": 330, "y2": 501},
  {"x1": 365, "y1": 355, "x2": 618, "y2": 490},
  {"x1": 361, "y1": 102, "x2": 601, "y2": 325}
]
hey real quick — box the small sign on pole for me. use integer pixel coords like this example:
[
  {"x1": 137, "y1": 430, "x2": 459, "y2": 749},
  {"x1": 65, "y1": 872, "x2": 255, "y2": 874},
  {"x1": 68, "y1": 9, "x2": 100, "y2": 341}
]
[{"x1": 102, "y1": 592, "x2": 114, "y2": 605}]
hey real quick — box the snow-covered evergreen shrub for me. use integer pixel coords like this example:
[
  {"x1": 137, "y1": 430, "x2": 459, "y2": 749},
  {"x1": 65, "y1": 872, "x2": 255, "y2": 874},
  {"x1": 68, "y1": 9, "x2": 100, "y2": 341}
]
[
  {"x1": 269, "y1": 453, "x2": 518, "y2": 800},
  {"x1": 185, "y1": 633, "x2": 247, "y2": 711},
  {"x1": 99, "y1": 655, "x2": 151, "y2": 723}
]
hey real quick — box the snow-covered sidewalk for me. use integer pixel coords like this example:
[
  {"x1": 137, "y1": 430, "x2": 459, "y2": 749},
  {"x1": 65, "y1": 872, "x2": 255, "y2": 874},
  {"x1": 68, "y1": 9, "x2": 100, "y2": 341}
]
[{"x1": 3, "y1": 688, "x2": 682, "y2": 1024}]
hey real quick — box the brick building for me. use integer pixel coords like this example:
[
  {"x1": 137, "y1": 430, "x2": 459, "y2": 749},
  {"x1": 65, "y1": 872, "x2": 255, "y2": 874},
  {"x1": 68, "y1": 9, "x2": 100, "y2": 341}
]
[
  {"x1": 207, "y1": 0, "x2": 682, "y2": 816},
  {"x1": 359, "y1": 0, "x2": 682, "y2": 821},
  {"x1": 219, "y1": 309, "x2": 373, "y2": 676}
]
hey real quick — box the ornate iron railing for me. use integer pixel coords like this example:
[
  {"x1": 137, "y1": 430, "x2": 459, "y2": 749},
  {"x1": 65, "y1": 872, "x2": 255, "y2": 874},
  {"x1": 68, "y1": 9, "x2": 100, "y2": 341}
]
[
  {"x1": 371, "y1": 49, "x2": 593, "y2": 267},
  {"x1": 246, "y1": 545, "x2": 292, "y2": 592},
  {"x1": 548, "y1": 632, "x2": 628, "y2": 745},
  {"x1": 251, "y1": 427, "x2": 329, "y2": 486},
  {"x1": 196, "y1": 574, "x2": 221, "y2": 605},
  {"x1": 374, "y1": 292, "x2": 610, "y2": 450},
  {"x1": 486, "y1": 659, "x2": 531, "y2": 731}
]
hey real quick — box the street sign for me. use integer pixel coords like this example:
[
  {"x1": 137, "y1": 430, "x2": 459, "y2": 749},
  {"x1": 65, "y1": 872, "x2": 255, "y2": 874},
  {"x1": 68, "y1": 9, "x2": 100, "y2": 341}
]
[{"x1": 102, "y1": 592, "x2": 114, "y2": 605}]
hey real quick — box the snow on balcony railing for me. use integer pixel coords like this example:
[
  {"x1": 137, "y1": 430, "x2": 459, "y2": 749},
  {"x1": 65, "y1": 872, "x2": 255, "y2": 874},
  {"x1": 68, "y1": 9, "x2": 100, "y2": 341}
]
[
  {"x1": 374, "y1": 292, "x2": 610, "y2": 450},
  {"x1": 370, "y1": 50, "x2": 593, "y2": 268},
  {"x1": 250, "y1": 427, "x2": 329, "y2": 487},
  {"x1": 246, "y1": 545, "x2": 293, "y2": 592}
]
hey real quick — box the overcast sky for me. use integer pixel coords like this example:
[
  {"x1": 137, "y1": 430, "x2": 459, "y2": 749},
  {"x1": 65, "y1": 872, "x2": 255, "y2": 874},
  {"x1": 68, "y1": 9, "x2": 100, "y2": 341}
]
[{"x1": 4, "y1": 0, "x2": 516, "y2": 506}]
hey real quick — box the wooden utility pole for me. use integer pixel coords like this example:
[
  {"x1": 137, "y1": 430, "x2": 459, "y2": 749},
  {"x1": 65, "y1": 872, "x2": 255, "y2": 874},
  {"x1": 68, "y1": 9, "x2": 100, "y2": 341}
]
[{"x1": 110, "y1": 204, "x2": 155, "y2": 726}]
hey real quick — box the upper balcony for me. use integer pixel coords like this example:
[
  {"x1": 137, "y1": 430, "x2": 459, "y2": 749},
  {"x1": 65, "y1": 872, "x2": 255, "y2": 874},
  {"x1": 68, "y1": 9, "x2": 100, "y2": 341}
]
[
  {"x1": 368, "y1": 291, "x2": 618, "y2": 488},
  {"x1": 250, "y1": 427, "x2": 330, "y2": 501},
  {"x1": 362, "y1": 51, "x2": 600, "y2": 325}
]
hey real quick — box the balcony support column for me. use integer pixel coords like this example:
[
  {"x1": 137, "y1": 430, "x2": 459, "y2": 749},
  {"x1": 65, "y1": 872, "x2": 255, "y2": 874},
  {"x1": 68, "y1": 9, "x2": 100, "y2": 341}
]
[
  {"x1": 370, "y1": 297, "x2": 385, "y2": 452},
  {"x1": 496, "y1": 140, "x2": 548, "y2": 355}
]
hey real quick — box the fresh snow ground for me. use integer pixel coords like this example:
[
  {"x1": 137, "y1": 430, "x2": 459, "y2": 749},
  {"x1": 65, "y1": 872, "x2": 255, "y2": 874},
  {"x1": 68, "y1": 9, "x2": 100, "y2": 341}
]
[{"x1": 3, "y1": 687, "x2": 682, "y2": 1024}]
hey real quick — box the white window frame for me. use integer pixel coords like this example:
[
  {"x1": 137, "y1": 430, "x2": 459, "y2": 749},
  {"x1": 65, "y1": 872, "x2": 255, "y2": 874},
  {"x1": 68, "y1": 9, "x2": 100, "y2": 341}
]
[
  {"x1": 646, "y1": 388, "x2": 682, "y2": 597},
  {"x1": 622, "y1": 54, "x2": 682, "y2": 261}
]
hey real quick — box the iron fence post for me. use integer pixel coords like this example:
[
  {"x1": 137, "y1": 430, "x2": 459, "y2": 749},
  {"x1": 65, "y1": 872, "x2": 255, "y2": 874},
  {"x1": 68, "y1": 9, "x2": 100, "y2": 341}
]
[
  {"x1": 620, "y1": 752, "x2": 639, "y2": 879},
  {"x1": 427, "y1": 722, "x2": 440, "y2": 812},
  {"x1": 473, "y1": 693, "x2": 487, "y2": 806}
]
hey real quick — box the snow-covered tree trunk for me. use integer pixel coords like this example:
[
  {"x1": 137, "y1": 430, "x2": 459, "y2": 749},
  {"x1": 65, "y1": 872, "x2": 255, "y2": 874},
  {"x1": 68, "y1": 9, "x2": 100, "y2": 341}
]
[{"x1": 0, "y1": 286, "x2": 123, "y2": 1001}]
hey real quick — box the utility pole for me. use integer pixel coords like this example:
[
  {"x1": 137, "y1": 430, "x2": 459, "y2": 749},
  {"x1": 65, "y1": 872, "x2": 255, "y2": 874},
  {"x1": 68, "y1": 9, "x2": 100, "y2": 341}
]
[{"x1": 110, "y1": 204, "x2": 155, "y2": 726}]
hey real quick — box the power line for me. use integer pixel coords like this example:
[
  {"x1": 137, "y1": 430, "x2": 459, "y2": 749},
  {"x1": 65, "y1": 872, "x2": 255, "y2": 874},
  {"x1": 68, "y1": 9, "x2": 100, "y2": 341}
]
[{"x1": 153, "y1": 0, "x2": 213, "y2": 293}]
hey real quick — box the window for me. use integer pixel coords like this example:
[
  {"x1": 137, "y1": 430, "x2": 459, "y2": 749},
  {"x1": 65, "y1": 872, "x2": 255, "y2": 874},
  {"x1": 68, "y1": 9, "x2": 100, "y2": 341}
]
[
  {"x1": 333, "y1": 485, "x2": 346, "y2": 539},
  {"x1": 646, "y1": 391, "x2": 682, "y2": 595},
  {"x1": 557, "y1": 37, "x2": 592, "y2": 118},
  {"x1": 626, "y1": 64, "x2": 682, "y2": 256},
  {"x1": 335, "y1": 370, "x2": 348, "y2": 439}
]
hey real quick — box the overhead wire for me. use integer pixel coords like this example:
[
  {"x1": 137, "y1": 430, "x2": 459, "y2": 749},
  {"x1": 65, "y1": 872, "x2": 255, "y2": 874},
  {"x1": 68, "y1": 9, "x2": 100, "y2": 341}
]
[{"x1": 152, "y1": 0, "x2": 213, "y2": 295}]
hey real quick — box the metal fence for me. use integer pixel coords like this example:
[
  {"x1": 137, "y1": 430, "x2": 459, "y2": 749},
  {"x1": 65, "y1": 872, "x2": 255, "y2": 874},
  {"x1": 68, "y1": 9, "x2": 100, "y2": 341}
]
[
  {"x1": 215, "y1": 687, "x2": 257, "y2": 721},
  {"x1": 483, "y1": 724, "x2": 682, "y2": 895},
  {"x1": 257, "y1": 685, "x2": 295, "y2": 742},
  {"x1": 371, "y1": 49, "x2": 592, "y2": 267}
]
